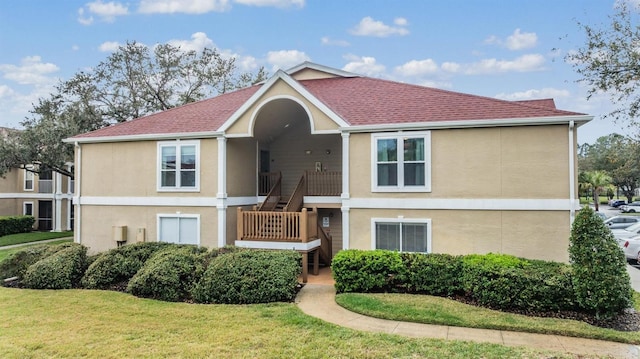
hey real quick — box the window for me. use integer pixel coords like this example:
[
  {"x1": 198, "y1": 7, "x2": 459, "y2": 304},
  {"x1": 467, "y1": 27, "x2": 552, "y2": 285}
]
[
  {"x1": 24, "y1": 167, "x2": 34, "y2": 191},
  {"x1": 23, "y1": 202, "x2": 33, "y2": 216},
  {"x1": 158, "y1": 214, "x2": 200, "y2": 245},
  {"x1": 157, "y1": 141, "x2": 199, "y2": 191},
  {"x1": 372, "y1": 218, "x2": 431, "y2": 253},
  {"x1": 372, "y1": 131, "x2": 430, "y2": 192}
]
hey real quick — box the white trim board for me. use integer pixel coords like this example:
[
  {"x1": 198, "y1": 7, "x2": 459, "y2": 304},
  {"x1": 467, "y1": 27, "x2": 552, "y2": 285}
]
[
  {"x1": 75, "y1": 196, "x2": 259, "y2": 207},
  {"x1": 346, "y1": 198, "x2": 580, "y2": 211},
  {"x1": 235, "y1": 239, "x2": 321, "y2": 251}
]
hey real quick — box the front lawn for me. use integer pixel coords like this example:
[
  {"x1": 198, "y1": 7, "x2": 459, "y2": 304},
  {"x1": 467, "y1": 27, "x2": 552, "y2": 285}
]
[
  {"x1": 0, "y1": 231, "x2": 73, "y2": 247},
  {"x1": 0, "y1": 239, "x2": 72, "y2": 263},
  {"x1": 336, "y1": 292, "x2": 640, "y2": 345},
  {"x1": 0, "y1": 287, "x2": 590, "y2": 359}
]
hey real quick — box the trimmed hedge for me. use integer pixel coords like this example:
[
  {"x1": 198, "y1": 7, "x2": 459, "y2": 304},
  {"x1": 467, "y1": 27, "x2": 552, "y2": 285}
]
[
  {"x1": 23, "y1": 243, "x2": 88, "y2": 289},
  {"x1": 570, "y1": 206, "x2": 633, "y2": 317},
  {"x1": 81, "y1": 242, "x2": 174, "y2": 289},
  {"x1": 0, "y1": 215, "x2": 35, "y2": 237},
  {"x1": 400, "y1": 252, "x2": 463, "y2": 296},
  {"x1": 127, "y1": 245, "x2": 208, "y2": 302},
  {"x1": 332, "y1": 249, "x2": 405, "y2": 293},
  {"x1": 0, "y1": 242, "x2": 77, "y2": 280},
  {"x1": 192, "y1": 250, "x2": 301, "y2": 304}
]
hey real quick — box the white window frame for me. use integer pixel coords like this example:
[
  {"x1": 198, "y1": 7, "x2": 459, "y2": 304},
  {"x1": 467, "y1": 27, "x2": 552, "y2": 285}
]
[
  {"x1": 371, "y1": 217, "x2": 432, "y2": 253},
  {"x1": 157, "y1": 140, "x2": 200, "y2": 192},
  {"x1": 23, "y1": 202, "x2": 34, "y2": 216},
  {"x1": 23, "y1": 166, "x2": 34, "y2": 191},
  {"x1": 371, "y1": 131, "x2": 431, "y2": 192},
  {"x1": 157, "y1": 213, "x2": 201, "y2": 246}
]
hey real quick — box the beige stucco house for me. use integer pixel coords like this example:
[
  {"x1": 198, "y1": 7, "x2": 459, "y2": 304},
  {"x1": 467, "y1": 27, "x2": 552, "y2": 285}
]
[
  {"x1": 65, "y1": 62, "x2": 591, "y2": 263},
  {"x1": 0, "y1": 129, "x2": 74, "y2": 231}
]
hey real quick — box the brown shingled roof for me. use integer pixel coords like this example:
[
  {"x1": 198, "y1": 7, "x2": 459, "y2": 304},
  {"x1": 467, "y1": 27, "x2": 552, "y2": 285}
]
[{"x1": 70, "y1": 70, "x2": 585, "y2": 140}]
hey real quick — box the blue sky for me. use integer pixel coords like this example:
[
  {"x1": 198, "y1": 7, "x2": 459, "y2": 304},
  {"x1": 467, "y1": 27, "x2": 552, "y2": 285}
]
[{"x1": 0, "y1": 0, "x2": 631, "y2": 144}]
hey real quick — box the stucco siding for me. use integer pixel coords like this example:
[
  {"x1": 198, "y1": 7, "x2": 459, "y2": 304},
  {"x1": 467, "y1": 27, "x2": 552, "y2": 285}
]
[
  {"x1": 348, "y1": 208, "x2": 570, "y2": 262},
  {"x1": 78, "y1": 205, "x2": 218, "y2": 254},
  {"x1": 349, "y1": 125, "x2": 570, "y2": 199},
  {"x1": 80, "y1": 139, "x2": 217, "y2": 198},
  {"x1": 291, "y1": 68, "x2": 339, "y2": 81},
  {"x1": 227, "y1": 138, "x2": 257, "y2": 197}
]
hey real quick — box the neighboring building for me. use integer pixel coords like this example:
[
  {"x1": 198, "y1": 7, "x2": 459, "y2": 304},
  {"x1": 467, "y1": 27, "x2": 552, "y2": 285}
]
[
  {"x1": 65, "y1": 62, "x2": 591, "y2": 263},
  {"x1": 0, "y1": 128, "x2": 74, "y2": 231}
]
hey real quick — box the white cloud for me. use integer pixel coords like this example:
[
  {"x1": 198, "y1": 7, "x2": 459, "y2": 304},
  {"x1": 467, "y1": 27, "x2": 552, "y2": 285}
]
[
  {"x1": 233, "y1": 0, "x2": 304, "y2": 8},
  {"x1": 266, "y1": 50, "x2": 310, "y2": 71},
  {"x1": 394, "y1": 17, "x2": 408, "y2": 26},
  {"x1": 494, "y1": 87, "x2": 571, "y2": 101},
  {"x1": 98, "y1": 41, "x2": 121, "y2": 52},
  {"x1": 349, "y1": 16, "x2": 409, "y2": 37},
  {"x1": 441, "y1": 62, "x2": 460, "y2": 73},
  {"x1": 167, "y1": 32, "x2": 215, "y2": 52},
  {"x1": 505, "y1": 29, "x2": 538, "y2": 50},
  {"x1": 78, "y1": 1, "x2": 128, "y2": 24},
  {"x1": 138, "y1": 0, "x2": 230, "y2": 13},
  {"x1": 321, "y1": 37, "x2": 350, "y2": 47},
  {"x1": 484, "y1": 28, "x2": 538, "y2": 50},
  {"x1": 342, "y1": 55, "x2": 386, "y2": 77},
  {"x1": 394, "y1": 59, "x2": 439, "y2": 76},
  {"x1": 464, "y1": 54, "x2": 546, "y2": 74},
  {"x1": 0, "y1": 56, "x2": 59, "y2": 86}
]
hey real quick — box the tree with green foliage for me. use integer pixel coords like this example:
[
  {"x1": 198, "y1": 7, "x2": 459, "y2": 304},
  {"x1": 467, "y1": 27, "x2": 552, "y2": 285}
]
[
  {"x1": 578, "y1": 133, "x2": 640, "y2": 203},
  {"x1": 0, "y1": 41, "x2": 267, "y2": 178},
  {"x1": 579, "y1": 170, "x2": 611, "y2": 211},
  {"x1": 567, "y1": 2, "x2": 640, "y2": 127},
  {"x1": 569, "y1": 206, "x2": 632, "y2": 318}
]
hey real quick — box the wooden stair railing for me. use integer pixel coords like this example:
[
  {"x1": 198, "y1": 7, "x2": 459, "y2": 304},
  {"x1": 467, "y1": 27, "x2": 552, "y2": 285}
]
[
  {"x1": 258, "y1": 172, "x2": 281, "y2": 211},
  {"x1": 284, "y1": 174, "x2": 306, "y2": 212}
]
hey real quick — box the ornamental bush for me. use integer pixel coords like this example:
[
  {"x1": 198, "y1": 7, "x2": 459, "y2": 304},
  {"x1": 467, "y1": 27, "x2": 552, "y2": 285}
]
[
  {"x1": 569, "y1": 206, "x2": 633, "y2": 317},
  {"x1": 127, "y1": 245, "x2": 208, "y2": 302},
  {"x1": 332, "y1": 249, "x2": 405, "y2": 293},
  {"x1": 192, "y1": 250, "x2": 301, "y2": 304},
  {"x1": 23, "y1": 243, "x2": 88, "y2": 289},
  {"x1": 400, "y1": 252, "x2": 463, "y2": 296},
  {"x1": 0, "y1": 215, "x2": 35, "y2": 237},
  {"x1": 81, "y1": 242, "x2": 173, "y2": 289},
  {"x1": 0, "y1": 242, "x2": 76, "y2": 280}
]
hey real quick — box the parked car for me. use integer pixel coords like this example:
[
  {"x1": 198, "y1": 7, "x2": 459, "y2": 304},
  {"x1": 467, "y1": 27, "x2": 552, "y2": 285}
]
[
  {"x1": 622, "y1": 236, "x2": 640, "y2": 263},
  {"x1": 595, "y1": 212, "x2": 607, "y2": 220},
  {"x1": 611, "y1": 222, "x2": 640, "y2": 245},
  {"x1": 608, "y1": 199, "x2": 626, "y2": 208},
  {"x1": 604, "y1": 215, "x2": 640, "y2": 229},
  {"x1": 621, "y1": 202, "x2": 640, "y2": 213}
]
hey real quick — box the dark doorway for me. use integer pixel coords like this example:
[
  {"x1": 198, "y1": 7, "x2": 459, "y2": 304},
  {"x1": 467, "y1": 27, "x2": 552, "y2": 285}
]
[{"x1": 38, "y1": 200, "x2": 53, "y2": 231}]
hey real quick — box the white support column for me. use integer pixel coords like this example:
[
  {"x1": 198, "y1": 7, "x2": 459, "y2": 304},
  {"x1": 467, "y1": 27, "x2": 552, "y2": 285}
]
[
  {"x1": 568, "y1": 120, "x2": 576, "y2": 224},
  {"x1": 75, "y1": 143, "x2": 82, "y2": 244},
  {"x1": 53, "y1": 171, "x2": 63, "y2": 232},
  {"x1": 217, "y1": 137, "x2": 228, "y2": 248},
  {"x1": 341, "y1": 132, "x2": 350, "y2": 200},
  {"x1": 341, "y1": 206, "x2": 350, "y2": 250}
]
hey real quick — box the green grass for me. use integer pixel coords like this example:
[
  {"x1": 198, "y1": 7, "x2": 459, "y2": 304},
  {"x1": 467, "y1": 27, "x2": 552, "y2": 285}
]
[
  {"x1": 336, "y1": 292, "x2": 640, "y2": 345},
  {"x1": 0, "y1": 288, "x2": 589, "y2": 359},
  {"x1": 0, "y1": 239, "x2": 72, "y2": 263},
  {"x1": 0, "y1": 231, "x2": 73, "y2": 247}
]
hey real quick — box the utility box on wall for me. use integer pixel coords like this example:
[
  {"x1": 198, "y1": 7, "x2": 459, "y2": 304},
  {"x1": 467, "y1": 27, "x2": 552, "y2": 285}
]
[
  {"x1": 112, "y1": 226, "x2": 127, "y2": 244},
  {"x1": 136, "y1": 228, "x2": 146, "y2": 242}
]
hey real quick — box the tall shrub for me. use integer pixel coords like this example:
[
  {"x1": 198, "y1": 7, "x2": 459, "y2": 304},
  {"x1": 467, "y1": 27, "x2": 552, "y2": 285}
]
[{"x1": 569, "y1": 206, "x2": 632, "y2": 317}]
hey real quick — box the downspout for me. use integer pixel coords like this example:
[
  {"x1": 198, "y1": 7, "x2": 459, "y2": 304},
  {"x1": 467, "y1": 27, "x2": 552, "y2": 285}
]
[
  {"x1": 75, "y1": 142, "x2": 82, "y2": 244},
  {"x1": 341, "y1": 132, "x2": 350, "y2": 250},
  {"x1": 568, "y1": 120, "x2": 576, "y2": 223}
]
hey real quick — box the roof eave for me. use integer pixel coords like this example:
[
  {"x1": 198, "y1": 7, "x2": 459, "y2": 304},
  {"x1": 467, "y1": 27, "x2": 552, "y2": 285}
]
[
  {"x1": 340, "y1": 115, "x2": 593, "y2": 133},
  {"x1": 63, "y1": 131, "x2": 223, "y2": 144}
]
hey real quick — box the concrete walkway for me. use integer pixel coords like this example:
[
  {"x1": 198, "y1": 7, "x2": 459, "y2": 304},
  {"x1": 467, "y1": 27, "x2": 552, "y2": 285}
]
[
  {"x1": 296, "y1": 267, "x2": 640, "y2": 359},
  {"x1": 0, "y1": 237, "x2": 73, "y2": 250}
]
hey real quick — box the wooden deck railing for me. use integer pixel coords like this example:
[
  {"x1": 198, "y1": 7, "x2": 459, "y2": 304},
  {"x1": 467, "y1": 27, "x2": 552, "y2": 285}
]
[
  {"x1": 257, "y1": 172, "x2": 281, "y2": 211},
  {"x1": 237, "y1": 207, "x2": 318, "y2": 242},
  {"x1": 258, "y1": 172, "x2": 281, "y2": 196},
  {"x1": 306, "y1": 170, "x2": 341, "y2": 196},
  {"x1": 317, "y1": 224, "x2": 332, "y2": 265}
]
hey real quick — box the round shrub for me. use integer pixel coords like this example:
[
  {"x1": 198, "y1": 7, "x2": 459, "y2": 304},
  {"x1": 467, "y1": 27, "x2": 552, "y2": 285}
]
[
  {"x1": 400, "y1": 253, "x2": 463, "y2": 296},
  {"x1": 192, "y1": 250, "x2": 301, "y2": 304},
  {"x1": 127, "y1": 245, "x2": 208, "y2": 302},
  {"x1": 23, "y1": 243, "x2": 88, "y2": 289},
  {"x1": 569, "y1": 206, "x2": 633, "y2": 317},
  {"x1": 0, "y1": 242, "x2": 77, "y2": 281},
  {"x1": 332, "y1": 249, "x2": 405, "y2": 293},
  {"x1": 81, "y1": 242, "x2": 173, "y2": 289}
]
